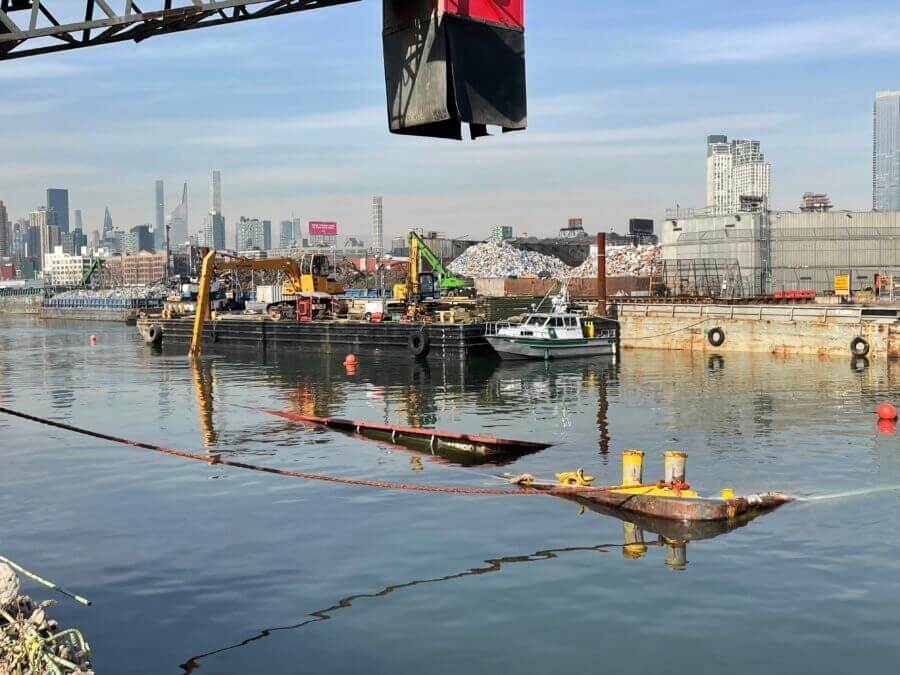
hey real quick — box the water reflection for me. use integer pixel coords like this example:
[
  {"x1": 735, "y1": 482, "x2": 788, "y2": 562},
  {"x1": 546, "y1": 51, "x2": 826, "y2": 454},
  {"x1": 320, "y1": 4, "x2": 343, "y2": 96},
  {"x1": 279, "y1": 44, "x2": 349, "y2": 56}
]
[{"x1": 179, "y1": 504, "x2": 754, "y2": 671}]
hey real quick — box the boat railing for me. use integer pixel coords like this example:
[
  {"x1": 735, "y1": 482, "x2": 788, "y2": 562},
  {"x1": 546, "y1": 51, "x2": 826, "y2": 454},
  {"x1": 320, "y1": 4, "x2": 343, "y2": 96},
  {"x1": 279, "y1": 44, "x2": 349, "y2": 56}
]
[{"x1": 484, "y1": 321, "x2": 511, "y2": 336}]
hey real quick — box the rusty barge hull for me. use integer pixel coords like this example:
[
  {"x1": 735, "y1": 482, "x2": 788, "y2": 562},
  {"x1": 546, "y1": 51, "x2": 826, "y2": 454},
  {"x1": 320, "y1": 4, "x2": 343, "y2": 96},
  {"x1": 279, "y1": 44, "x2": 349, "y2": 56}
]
[
  {"x1": 265, "y1": 409, "x2": 552, "y2": 461},
  {"x1": 555, "y1": 487, "x2": 791, "y2": 522},
  {"x1": 616, "y1": 302, "x2": 900, "y2": 359}
]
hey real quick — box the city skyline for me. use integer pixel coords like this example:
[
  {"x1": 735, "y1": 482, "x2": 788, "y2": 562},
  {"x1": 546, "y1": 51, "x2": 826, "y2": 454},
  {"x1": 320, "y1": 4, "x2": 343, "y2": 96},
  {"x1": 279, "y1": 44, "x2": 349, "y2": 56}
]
[{"x1": 1, "y1": 1, "x2": 896, "y2": 239}]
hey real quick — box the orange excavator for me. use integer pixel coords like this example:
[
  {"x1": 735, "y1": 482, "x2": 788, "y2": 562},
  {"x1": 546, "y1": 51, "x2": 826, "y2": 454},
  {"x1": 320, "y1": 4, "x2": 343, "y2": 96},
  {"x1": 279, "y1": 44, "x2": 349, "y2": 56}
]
[{"x1": 189, "y1": 250, "x2": 343, "y2": 356}]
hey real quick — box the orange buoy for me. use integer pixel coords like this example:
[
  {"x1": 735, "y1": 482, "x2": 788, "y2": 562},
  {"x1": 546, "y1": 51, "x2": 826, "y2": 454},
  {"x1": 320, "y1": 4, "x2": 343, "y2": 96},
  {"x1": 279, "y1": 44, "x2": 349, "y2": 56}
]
[
  {"x1": 877, "y1": 402, "x2": 897, "y2": 421},
  {"x1": 343, "y1": 354, "x2": 357, "y2": 366}
]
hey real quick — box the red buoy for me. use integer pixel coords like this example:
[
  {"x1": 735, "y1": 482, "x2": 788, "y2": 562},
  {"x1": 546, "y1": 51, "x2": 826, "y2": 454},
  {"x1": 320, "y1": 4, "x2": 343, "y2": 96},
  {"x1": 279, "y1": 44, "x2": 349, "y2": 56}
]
[
  {"x1": 343, "y1": 354, "x2": 357, "y2": 366},
  {"x1": 877, "y1": 402, "x2": 897, "y2": 421}
]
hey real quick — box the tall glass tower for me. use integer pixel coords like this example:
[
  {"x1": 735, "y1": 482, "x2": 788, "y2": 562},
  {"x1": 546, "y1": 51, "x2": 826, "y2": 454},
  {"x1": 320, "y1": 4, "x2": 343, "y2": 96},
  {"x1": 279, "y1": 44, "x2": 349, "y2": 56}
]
[
  {"x1": 874, "y1": 91, "x2": 900, "y2": 211},
  {"x1": 46, "y1": 188, "x2": 69, "y2": 233}
]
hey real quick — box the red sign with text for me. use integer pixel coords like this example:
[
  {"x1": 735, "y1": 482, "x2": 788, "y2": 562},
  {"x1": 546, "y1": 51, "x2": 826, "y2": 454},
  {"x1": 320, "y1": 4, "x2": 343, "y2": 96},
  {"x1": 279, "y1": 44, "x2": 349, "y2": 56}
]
[
  {"x1": 308, "y1": 221, "x2": 338, "y2": 236},
  {"x1": 444, "y1": 0, "x2": 524, "y2": 29}
]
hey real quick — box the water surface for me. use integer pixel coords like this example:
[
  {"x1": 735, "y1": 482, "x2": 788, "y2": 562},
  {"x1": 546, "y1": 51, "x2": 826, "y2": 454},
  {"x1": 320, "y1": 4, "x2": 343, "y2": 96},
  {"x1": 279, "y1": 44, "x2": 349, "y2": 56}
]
[{"x1": 1, "y1": 315, "x2": 899, "y2": 673}]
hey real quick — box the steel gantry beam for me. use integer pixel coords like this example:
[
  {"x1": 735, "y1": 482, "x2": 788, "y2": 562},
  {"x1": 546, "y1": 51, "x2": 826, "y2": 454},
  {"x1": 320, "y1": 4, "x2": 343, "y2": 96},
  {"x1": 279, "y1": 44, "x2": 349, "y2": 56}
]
[{"x1": 0, "y1": 0, "x2": 360, "y2": 60}]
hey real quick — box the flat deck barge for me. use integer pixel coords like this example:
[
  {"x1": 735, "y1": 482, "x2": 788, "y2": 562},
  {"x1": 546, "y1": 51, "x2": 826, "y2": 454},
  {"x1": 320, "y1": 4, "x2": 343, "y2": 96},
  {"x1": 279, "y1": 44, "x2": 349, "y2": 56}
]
[{"x1": 137, "y1": 315, "x2": 492, "y2": 360}]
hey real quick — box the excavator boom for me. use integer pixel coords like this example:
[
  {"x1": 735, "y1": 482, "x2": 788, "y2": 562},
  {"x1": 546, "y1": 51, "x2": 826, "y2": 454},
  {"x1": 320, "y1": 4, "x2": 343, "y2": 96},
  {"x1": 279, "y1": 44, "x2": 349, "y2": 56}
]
[{"x1": 189, "y1": 250, "x2": 342, "y2": 356}]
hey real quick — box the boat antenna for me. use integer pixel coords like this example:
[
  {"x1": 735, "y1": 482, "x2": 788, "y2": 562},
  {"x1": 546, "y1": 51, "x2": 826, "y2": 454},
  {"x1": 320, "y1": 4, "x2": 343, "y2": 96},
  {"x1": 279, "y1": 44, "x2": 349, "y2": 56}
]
[{"x1": 534, "y1": 278, "x2": 561, "y2": 312}]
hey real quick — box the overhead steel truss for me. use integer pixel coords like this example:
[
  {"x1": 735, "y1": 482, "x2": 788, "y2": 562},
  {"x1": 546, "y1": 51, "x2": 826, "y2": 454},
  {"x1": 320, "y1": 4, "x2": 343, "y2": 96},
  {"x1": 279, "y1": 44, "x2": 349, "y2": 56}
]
[{"x1": 0, "y1": 0, "x2": 360, "y2": 60}]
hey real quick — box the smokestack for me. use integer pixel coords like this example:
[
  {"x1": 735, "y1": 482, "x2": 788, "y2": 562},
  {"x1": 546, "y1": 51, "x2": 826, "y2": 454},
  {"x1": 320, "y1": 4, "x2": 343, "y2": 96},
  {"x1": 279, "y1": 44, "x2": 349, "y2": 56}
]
[{"x1": 597, "y1": 232, "x2": 607, "y2": 316}]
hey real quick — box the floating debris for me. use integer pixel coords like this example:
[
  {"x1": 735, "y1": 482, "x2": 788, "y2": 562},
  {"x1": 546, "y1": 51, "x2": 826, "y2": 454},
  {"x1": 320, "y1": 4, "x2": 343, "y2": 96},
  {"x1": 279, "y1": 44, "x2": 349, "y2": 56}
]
[
  {"x1": 447, "y1": 242, "x2": 570, "y2": 280},
  {"x1": 0, "y1": 562, "x2": 93, "y2": 675}
]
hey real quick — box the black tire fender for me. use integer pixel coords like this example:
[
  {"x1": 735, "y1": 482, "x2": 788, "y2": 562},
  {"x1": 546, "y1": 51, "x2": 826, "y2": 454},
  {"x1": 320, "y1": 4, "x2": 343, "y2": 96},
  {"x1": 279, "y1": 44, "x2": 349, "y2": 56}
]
[
  {"x1": 147, "y1": 324, "x2": 163, "y2": 345},
  {"x1": 707, "y1": 327, "x2": 725, "y2": 347},
  {"x1": 850, "y1": 337, "x2": 870, "y2": 357},
  {"x1": 409, "y1": 331, "x2": 430, "y2": 358}
]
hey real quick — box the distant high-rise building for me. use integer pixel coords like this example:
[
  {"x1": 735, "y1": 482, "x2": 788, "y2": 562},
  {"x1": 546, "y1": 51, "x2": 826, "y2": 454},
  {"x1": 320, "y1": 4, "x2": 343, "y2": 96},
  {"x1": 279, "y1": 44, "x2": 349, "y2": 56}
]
[
  {"x1": 74, "y1": 209, "x2": 83, "y2": 231},
  {"x1": 125, "y1": 225, "x2": 154, "y2": 255},
  {"x1": 201, "y1": 212, "x2": 226, "y2": 250},
  {"x1": 89, "y1": 229, "x2": 101, "y2": 250},
  {"x1": 372, "y1": 195, "x2": 383, "y2": 256},
  {"x1": 706, "y1": 135, "x2": 770, "y2": 215},
  {"x1": 154, "y1": 180, "x2": 166, "y2": 248},
  {"x1": 236, "y1": 217, "x2": 266, "y2": 250},
  {"x1": 209, "y1": 170, "x2": 222, "y2": 215},
  {"x1": 262, "y1": 220, "x2": 272, "y2": 250},
  {"x1": 46, "y1": 188, "x2": 69, "y2": 234},
  {"x1": 0, "y1": 200, "x2": 9, "y2": 258},
  {"x1": 279, "y1": 220, "x2": 295, "y2": 248},
  {"x1": 169, "y1": 183, "x2": 189, "y2": 247},
  {"x1": 102, "y1": 207, "x2": 113, "y2": 237},
  {"x1": 874, "y1": 90, "x2": 900, "y2": 211},
  {"x1": 31, "y1": 208, "x2": 59, "y2": 272}
]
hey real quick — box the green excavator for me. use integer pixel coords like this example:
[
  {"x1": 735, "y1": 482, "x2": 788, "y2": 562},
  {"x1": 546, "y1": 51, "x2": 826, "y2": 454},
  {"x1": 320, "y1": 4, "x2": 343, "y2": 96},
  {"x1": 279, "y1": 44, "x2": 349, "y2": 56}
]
[{"x1": 393, "y1": 232, "x2": 474, "y2": 302}]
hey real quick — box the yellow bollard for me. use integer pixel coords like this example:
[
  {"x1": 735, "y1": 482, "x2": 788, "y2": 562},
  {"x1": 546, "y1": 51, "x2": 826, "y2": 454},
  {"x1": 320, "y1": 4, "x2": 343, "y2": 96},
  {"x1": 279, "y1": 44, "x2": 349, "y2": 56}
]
[
  {"x1": 664, "y1": 540, "x2": 688, "y2": 571},
  {"x1": 622, "y1": 450, "x2": 645, "y2": 486},
  {"x1": 622, "y1": 521, "x2": 647, "y2": 560},
  {"x1": 664, "y1": 451, "x2": 687, "y2": 483}
]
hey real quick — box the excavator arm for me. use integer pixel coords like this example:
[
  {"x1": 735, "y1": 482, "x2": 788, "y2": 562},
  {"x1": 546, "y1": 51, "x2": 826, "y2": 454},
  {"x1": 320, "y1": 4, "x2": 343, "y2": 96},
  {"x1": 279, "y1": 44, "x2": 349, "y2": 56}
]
[
  {"x1": 408, "y1": 232, "x2": 473, "y2": 291},
  {"x1": 190, "y1": 251, "x2": 306, "y2": 356}
]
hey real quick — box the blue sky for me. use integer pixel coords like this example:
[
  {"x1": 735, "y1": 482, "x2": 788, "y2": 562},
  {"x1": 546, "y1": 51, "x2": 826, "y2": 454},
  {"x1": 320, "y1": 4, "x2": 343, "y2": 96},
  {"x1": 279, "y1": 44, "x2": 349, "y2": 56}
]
[{"x1": 2, "y1": 0, "x2": 898, "y2": 241}]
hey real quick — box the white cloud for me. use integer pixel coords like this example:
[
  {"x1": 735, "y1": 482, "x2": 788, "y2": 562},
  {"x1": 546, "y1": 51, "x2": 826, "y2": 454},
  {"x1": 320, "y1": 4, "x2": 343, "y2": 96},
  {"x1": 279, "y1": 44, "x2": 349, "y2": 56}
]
[{"x1": 662, "y1": 13, "x2": 900, "y2": 64}]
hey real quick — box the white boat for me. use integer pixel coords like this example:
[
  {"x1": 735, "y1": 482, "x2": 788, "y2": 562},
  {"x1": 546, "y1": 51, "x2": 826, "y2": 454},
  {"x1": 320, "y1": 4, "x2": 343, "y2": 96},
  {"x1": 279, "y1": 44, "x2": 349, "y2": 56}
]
[{"x1": 485, "y1": 287, "x2": 619, "y2": 360}]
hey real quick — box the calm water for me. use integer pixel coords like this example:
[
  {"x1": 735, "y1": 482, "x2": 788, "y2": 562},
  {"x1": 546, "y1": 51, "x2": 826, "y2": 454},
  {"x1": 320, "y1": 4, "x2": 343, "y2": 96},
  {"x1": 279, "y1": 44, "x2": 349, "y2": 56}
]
[{"x1": 2, "y1": 315, "x2": 900, "y2": 674}]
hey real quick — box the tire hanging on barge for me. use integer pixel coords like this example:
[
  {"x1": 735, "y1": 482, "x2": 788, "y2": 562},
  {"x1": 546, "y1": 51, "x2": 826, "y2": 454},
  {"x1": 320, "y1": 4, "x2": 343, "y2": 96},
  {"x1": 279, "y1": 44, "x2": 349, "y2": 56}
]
[
  {"x1": 409, "y1": 331, "x2": 430, "y2": 359},
  {"x1": 707, "y1": 327, "x2": 726, "y2": 347},
  {"x1": 850, "y1": 336, "x2": 869, "y2": 357}
]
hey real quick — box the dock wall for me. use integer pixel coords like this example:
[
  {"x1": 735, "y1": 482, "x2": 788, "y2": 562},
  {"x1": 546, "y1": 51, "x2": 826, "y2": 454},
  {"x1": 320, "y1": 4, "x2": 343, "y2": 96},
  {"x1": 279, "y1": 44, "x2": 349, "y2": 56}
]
[
  {"x1": 0, "y1": 295, "x2": 42, "y2": 315},
  {"x1": 617, "y1": 303, "x2": 900, "y2": 359}
]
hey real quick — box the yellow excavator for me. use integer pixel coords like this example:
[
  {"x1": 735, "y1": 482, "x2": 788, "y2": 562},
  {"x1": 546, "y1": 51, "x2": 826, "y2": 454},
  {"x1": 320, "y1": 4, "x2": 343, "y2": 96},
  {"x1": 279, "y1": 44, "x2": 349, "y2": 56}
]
[{"x1": 189, "y1": 250, "x2": 343, "y2": 356}]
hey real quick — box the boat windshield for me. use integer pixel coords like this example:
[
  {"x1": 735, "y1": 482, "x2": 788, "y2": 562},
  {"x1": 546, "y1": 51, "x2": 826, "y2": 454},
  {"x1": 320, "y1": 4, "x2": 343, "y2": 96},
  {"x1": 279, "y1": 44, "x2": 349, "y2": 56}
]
[{"x1": 523, "y1": 315, "x2": 549, "y2": 326}]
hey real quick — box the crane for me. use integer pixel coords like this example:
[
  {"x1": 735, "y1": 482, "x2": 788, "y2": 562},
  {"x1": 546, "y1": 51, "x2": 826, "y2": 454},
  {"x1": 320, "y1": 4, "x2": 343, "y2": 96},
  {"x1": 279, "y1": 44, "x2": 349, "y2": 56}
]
[
  {"x1": 0, "y1": 1, "x2": 527, "y2": 140},
  {"x1": 189, "y1": 250, "x2": 342, "y2": 356},
  {"x1": 393, "y1": 231, "x2": 473, "y2": 302}
]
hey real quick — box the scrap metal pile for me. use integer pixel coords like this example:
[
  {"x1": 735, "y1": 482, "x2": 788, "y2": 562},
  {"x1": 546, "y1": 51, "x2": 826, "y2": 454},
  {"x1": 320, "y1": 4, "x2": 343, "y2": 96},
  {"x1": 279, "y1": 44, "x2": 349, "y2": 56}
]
[
  {"x1": 448, "y1": 242, "x2": 662, "y2": 279},
  {"x1": 1, "y1": 563, "x2": 92, "y2": 675},
  {"x1": 50, "y1": 283, "x2": 170, "y2": 301},
  {"x1": 447, "y1": 243, "x2": 571, "y2": 280},
  {"x1": 568, "y1": 244, "x2": 662, "y2": 278}
]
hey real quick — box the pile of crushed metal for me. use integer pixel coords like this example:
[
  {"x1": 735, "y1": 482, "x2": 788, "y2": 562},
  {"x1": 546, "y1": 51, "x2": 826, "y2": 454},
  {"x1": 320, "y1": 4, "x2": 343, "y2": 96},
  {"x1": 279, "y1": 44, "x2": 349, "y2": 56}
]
[
  {"x1": 1, "y1": 563, "x2": 92, "y2": 675},
  {"x1": 447, "y1": 242, "x2": 571, "y2": 280},
  {"x1": 567, "y1": 244, "x2": 662, "y2": 278}
]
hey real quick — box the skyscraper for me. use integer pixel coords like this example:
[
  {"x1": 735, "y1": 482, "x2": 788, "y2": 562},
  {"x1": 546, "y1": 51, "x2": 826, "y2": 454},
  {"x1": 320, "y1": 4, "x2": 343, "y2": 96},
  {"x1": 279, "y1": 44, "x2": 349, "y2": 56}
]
[
  {"x1": 46, "y1": 188, "x2": 69, "y2": 233},
  {"x1": 236, "y1": 217, "x2": 265, "y2": 250},
  {"x1": 372, "y1": 195, "x2": 383, "y2": 256},
  {"x1": 705, "y1": 135, "x2": 770, "y2": 214},
  {"x1": 74, "y1": 209, "x2": 83, "y2": 231},
  {"x1": 169, "y1": 183, "x2": 188, "y2": 247},
  {"x1": 874, "y1": 90, "x2": 900, "y2": 211},
  {"x1": 154, "y1": 180, "x2": 166, "y2": 248},
  {"x1": 102, "y1": 207, "x2": 114, "y2": 237},
  {"x1": 262, "y1": 220, "x2": 272, "y2": 250},
  {"x1": 280, "y1": 219, "x2": 297, "y2": 248},
  {"x1": 31, "y1": 207, "x2": 59, "y2": 272},
  {"x1": 209, "y1": 170, "x2": 222, "y2": 215},
  {"x1": 202, "y1": 212, "x2": 226, "y2": 250},
  {"x1": 0, "y1": 201, "x2": 9, "y2": 258}
]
